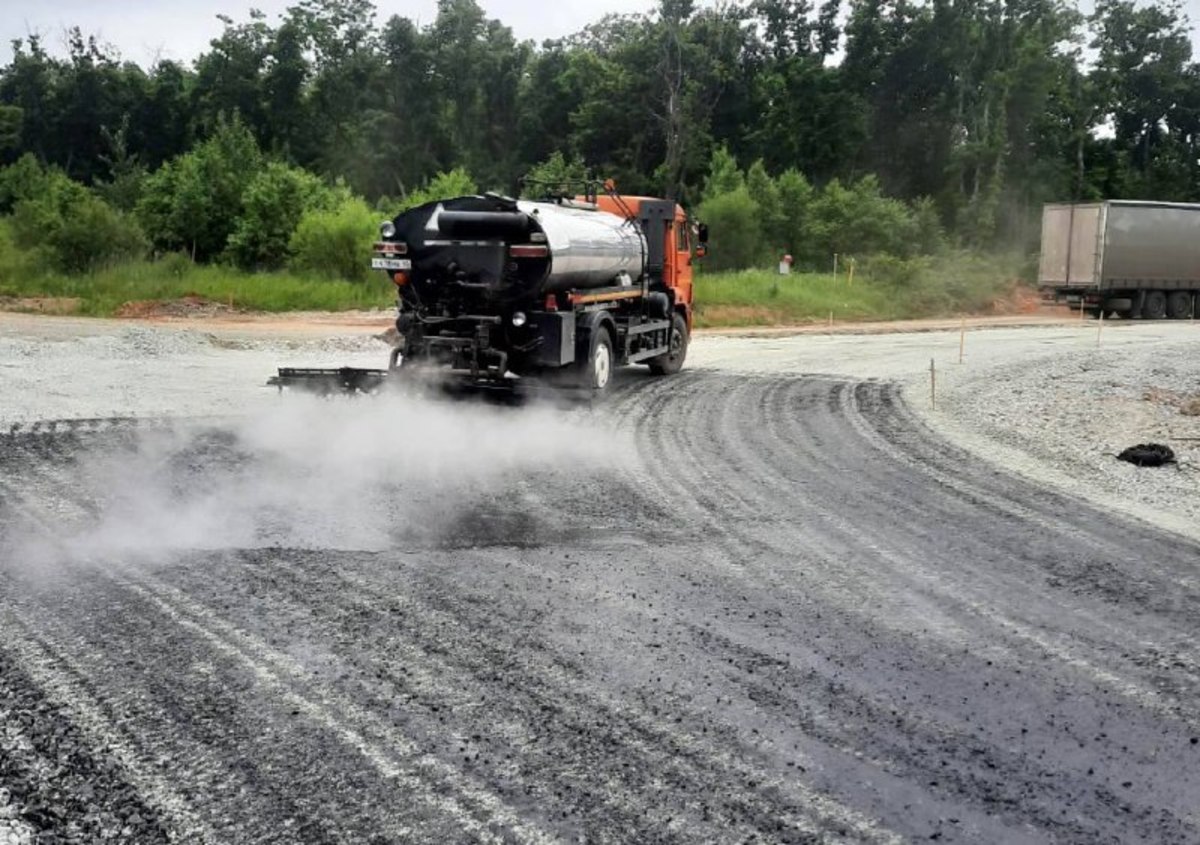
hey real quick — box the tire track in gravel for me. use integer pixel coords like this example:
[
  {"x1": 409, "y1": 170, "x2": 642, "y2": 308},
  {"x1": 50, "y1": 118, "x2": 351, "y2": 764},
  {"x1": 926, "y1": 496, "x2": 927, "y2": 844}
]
[
  {"x1": 621, "y1": 372, "x2": 1200, "y2": 719},
  {"x1": 761, "y1": 381, "x2": 1200, "y2": 722},
  {"x1": 0, "y1": 607, "x2": 214, "y2": 844},
  {"x1": 603, "y1": 371, "x2": 1200, "y2": 842},
  {"x1": 0, "y1": 429, "x2": 887, "y2": 843},
  {"x1": 0, "y1": 489, "x2": 557, "y2": 843},
  {"x1": 2, "y1": 370, "x2": 1199, "y2": 842},
  {"x1": 235, "y1": 552, "x2": 895, "y2": 843}
]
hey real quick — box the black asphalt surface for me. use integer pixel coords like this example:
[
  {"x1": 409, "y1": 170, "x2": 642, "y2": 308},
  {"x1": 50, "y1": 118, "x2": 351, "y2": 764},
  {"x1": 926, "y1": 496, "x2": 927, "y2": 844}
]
[{"x1": 1, "y1": 371, "x2": 1198, "y2": 843}]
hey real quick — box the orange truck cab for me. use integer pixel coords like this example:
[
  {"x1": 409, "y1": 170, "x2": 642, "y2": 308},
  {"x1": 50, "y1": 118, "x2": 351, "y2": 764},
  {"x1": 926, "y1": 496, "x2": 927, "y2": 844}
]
[{"x1": 590, "y1": 194, "x2": 697, "y2": 332}]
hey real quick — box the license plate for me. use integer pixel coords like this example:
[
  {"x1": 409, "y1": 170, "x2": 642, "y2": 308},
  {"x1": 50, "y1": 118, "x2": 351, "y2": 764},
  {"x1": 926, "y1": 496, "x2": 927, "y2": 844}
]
[{"x1": 371, "y1": 257, "x2": 412, "y2": 271}]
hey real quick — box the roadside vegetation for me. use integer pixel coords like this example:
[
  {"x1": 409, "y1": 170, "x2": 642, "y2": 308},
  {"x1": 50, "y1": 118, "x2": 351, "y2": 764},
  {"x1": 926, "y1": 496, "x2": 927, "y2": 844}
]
[
  {"x1": 0, "y1": 140, "x2": 1024, "y2": 321},
  {"x1": 0, "y1": 228, "x2": 393, "y2": 315},
  {"x1": 3, "y1": 0, "x2": 1184, "y2": 322},
  {"x1": 694, "y1": 254, "x2": 1024, "y2": 328}
]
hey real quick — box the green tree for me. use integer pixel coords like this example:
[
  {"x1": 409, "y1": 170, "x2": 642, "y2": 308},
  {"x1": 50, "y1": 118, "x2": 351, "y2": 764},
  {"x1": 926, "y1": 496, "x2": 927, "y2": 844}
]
[
  {"x1": 0, "y1": 105, "x2": 21, "y2": 159},
  {"x1": 137, "y1": 114, "x2": 263, "y2": 260},
  {"x1": 193, "y1": 11, "x2": 272, "y2": 140},
  {"x1": 776, "y1": 168, "x2": 814, "y2": 256},
  {"x1": 702, "y1": 145, "x2": 744, "y2": 200},
  {"x1": 802, "y1": 175, "x2": 916, "y2": 262},
  {"x1": 136, "y1": 61, "x2": 194, "y2": 169},
  {"x1": 746, "y1": 159, "x2": 784, "y2": 252},
  {"x1": 910, "y1": 196, "x2": 945, "y2": 254},
  {"x1": 1089, "y1": 0, "x2": 1197, "y2": 198},
  {"x1": 698, "y1": 187, "x2": 765, "y2": 270},
  {"x1": 390, "y1": 168, "x2": 478, "y2": 211},
  {"x1": 522, "y1": 152, "x2": 589, "y2": 197},
  {"x1": 95, "y1": 116, "x2": 148, "y2": 212}
]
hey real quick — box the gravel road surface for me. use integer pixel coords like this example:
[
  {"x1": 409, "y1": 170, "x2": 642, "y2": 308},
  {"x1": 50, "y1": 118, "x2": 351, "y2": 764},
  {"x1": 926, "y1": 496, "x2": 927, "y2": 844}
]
[{"x1": 1, "y1": 315, "x2": 1198, "y2": 843}]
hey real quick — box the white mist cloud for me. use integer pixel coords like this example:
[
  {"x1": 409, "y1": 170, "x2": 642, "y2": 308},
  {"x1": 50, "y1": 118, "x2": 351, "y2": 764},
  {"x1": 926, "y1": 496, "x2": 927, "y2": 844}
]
[{"x1": 3, "y1": 393, "x2": 630, "y2": 570}]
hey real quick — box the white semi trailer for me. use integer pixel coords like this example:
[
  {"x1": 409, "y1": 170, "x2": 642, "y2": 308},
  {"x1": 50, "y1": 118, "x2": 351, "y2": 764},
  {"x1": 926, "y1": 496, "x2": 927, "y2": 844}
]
[{"x1": 1038, "y1": 200, "x2": 1200, "y2": 319}]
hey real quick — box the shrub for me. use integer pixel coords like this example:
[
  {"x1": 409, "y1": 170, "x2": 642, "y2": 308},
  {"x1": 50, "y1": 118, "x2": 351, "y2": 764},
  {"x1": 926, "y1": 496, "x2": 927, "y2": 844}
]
[
  {"x1": 0, "y1": 153, "x2": 52, "y2": 212},
  {"x1": 10, "y1": 169, "x2": 90, "y2": 251},
  {"x1": 911, "y1": 197, "x2": 946, "y2": 255},
  {"x1": 3, "y1": 159, "x2": 145, "y2": 272},
  {"x1": 158, "y1": 251, "x2": 194, "y2": 279},
  {"x1": 862, "y1": 254, "x2": 927, "y2": 288},
  {"x1": 11, "y1": 167, "x2": 147, "y2": 273},
  {"x1": 697, "y1": 187, "x2": 766, "y2": 272},
  {"x1": 289, "y1": 196, "x2": 377, "y2": 282},
  {"x1": 227, "y1": 162, "x2": 333, "y2": 270},
  {"x1": 47, "y1": 196, "x2": 148, "y2": 273}
]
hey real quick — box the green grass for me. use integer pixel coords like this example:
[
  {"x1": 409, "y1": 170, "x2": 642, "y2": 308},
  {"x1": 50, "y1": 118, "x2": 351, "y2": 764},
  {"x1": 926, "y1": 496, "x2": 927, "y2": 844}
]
[
  {"x1": 0, "y1": 222, "x2": 395, "y2": 315},
  {"x1": 1, "y1": 261, "x2": 396, "y2": 316},
  {"x1": 694, "y1": 252, "x2": 1027, "y2": 327},
  {"x1": 695, "y1": 269, "x2": 903, "y2": 327}
]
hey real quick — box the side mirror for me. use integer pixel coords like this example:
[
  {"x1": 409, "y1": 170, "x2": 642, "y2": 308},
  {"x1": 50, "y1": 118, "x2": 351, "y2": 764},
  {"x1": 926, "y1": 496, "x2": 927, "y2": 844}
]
[{"x1": 697, "y1": 222, "x2": 709, "y2": 244}]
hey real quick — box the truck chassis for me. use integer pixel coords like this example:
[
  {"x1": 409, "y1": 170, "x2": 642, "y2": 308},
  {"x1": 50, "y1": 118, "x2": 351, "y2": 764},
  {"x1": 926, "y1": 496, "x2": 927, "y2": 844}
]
[{"x1": 270, "y1": 285, "x2": 676, "y2": 395}]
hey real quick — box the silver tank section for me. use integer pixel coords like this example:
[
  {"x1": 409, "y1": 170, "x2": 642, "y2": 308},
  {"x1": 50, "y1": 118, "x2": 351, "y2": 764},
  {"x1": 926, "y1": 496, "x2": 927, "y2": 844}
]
[{"x1": 518, "y1": 200, "x2": 647, "y2": 292}]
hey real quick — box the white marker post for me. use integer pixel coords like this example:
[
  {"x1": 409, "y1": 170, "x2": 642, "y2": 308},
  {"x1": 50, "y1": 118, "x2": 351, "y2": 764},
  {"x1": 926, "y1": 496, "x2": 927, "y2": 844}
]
[{"x1": 930, "y1": 358, "x2": 936, "y2": 410}]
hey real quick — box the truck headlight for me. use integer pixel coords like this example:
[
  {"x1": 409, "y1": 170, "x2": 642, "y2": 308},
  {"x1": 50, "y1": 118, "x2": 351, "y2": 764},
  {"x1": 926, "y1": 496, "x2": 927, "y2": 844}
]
[
  {"x1": 380, "y1": 220, "x2": 396, "y2": 238},
  {"x1": 511, "y1": 311, "x2": 527, "y2": 327}
]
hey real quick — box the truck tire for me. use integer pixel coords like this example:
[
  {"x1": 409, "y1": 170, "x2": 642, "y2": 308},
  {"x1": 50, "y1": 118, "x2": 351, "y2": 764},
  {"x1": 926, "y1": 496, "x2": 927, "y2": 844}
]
[
  {"x1": 1167, "y1": 291, "x2": 1192, "y2": 320},
  {"x1": 648, "y1": 312, "x2": 689, "y2": 376},
  {"x1": 578, "y1": 327, "x2": 614, "y2": 392},
  {"x1": 1142, "y1": 290, "x2": 1168, "y2": 320}
]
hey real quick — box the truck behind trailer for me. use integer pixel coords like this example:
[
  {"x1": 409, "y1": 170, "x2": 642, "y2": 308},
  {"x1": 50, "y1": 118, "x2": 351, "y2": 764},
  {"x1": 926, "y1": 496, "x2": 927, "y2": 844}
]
[
  {"x1": 270, "y1": 183, "x2": 704, "y2": 395},
  {"x1": 1039, "y1": 200, "x2": 1200, "y2": 319}
]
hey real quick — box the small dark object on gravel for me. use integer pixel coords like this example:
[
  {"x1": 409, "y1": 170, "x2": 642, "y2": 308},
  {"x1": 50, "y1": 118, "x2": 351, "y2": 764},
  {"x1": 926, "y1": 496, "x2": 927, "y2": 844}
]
[{"x1": 1117, "y1": 443, "x2": 1177, "y2": 467}]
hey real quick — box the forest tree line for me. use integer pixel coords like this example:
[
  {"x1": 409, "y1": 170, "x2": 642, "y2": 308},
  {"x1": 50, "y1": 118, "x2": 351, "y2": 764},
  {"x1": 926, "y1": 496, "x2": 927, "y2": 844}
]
[{"x1": 1, "y1": 0, "x2": 1198, "y2": 274}]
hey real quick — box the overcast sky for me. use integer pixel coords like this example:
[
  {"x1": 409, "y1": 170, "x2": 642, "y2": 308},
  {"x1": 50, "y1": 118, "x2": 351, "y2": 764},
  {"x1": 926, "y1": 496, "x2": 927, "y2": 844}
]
[
  {"x1": 0, "y1": 0, "x2": 654, "y2": 66},
  {"x1": 3, "y1": 0, "x2": 1200, "y2": 67}
]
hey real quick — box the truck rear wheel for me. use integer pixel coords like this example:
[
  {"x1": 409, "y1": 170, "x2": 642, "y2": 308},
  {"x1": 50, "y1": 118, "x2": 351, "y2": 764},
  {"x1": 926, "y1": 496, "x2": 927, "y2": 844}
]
[
  {"x1": 1142, "y1": 290, "x2": 1168, "y2": 320},
  {"x1": 1167, "y1": 291, "x2": 1192, "y2": 320},
  {"x1": 648, "y1": 312, "x2": 689, "y2": 376}
]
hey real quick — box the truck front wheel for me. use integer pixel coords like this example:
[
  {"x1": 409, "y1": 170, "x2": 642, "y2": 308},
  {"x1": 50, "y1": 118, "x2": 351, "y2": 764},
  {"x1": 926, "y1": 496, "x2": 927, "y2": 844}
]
[
  {"x1": 649, "y1": 313, "x2": 689, "y2": 376},
  {"x1": 578, "y1": 327, "x2": 614, "y2": 392}
]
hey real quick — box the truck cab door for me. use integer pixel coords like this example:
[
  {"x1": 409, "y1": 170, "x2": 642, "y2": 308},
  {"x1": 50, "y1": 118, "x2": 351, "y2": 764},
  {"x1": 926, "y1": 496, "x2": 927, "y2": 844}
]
[{"x1": 667, "y1": 215, "x2": 694, "y2": 319}]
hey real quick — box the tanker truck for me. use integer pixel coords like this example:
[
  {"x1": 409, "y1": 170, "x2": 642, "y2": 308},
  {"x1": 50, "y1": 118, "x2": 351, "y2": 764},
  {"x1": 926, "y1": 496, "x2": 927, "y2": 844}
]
[{"x1": 270, "y1": 184, "x2": 704, "y2": 394}]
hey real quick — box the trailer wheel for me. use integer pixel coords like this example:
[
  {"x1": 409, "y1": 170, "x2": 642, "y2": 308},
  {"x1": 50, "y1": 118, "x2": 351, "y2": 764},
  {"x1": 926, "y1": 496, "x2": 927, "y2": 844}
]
[
  {"x1": 1167, "y1": 291, "x2": 1192, "y2": 320},
  {"x1": 1141, "y1": 290, "x2": 1168, "y2": 320},
  {"x1": 578, "y1": 327, "x2": 614, "y2": 392},
  {"x1": 648, "y1": 312, "x2": 689, "y2": 376}
]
